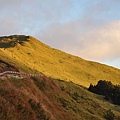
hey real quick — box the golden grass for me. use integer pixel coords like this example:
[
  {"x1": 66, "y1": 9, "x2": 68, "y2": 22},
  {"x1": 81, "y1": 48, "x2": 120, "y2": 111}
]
[{"x1": 0, "y1": 35, "x2": 120, "y2": 87}]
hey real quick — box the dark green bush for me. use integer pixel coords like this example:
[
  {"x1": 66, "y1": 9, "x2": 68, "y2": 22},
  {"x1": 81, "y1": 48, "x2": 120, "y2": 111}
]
[
  {"x1": 59, "y1": 98, "x2": 69, "y2": 109},
  {"x1": 104, "y1": 109, "x2": 115, "y2": 120},
  {"x1": 88, "y1": 80, "x2": 120, "y2": 105}
]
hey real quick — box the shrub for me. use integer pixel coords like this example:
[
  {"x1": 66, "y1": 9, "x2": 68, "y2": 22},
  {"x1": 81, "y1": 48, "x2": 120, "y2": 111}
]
[
  {"x1": 72, "y1": 92, "x2": 79, "y2": 100},
  {"x1": 0, "y1": 88, "x2": 9, "y2": 97},
  {"x1": 88, "y1": 80, "x2": 120, "y2": 105},
  {"x1": 32, "y1": 77, "x2": 46, "y2": 91},
  {"x1": 59, "y1": 98, "x2": 69, "y2": 109},
  {"x1": 61, "y1": 86, "x2": 65, "y2": 91},
  {"x1": 28, "y1": 99, "x2": 49, "y2": 120},
  {"x1": 104, "y1": 109, "x2": 115, "y2": 120}
]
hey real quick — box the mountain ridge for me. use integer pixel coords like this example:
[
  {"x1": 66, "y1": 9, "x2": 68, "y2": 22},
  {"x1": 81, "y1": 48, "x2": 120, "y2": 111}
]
[{"x1": 0, "y1": 35, "x2": 120, "y2": 87}]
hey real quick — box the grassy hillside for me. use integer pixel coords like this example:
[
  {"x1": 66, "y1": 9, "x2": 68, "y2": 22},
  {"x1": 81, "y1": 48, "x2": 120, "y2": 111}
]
[
  {"x1": 0, "y1": 35, "x2": 120, "y2": 87},
  {"x1": 0, "y1": 60, "x2": 120, "y2": 120}
]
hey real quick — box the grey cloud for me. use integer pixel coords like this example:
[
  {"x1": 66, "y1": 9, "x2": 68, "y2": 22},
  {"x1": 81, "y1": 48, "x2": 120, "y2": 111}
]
[
  {"x1": 0, "y1": 0, "x2": 72, "y2": 21},
  {"x1": 0, "y1": 0, "x2": 72, "y2": 36},
  {"x1": 37, "y1": 20, "x2": 120, "y2": 61},
  {"x1": 0, "y1": 16, "x2": 21, "y2": 35},
  {"x1": 81, "y1": 0, "x2": 120, "y2": 28}
]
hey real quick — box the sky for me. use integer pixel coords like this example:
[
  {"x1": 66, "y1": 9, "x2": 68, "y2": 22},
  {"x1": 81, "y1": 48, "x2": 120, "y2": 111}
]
[{"x1": 0, "y1": 0, "x2": 120, "y2": 68}]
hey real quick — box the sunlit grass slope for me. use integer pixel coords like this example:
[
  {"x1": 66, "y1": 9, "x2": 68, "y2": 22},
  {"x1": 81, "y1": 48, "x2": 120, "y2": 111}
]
[{"x1": 0, "y1": 35, "x2": 120, "y2": 87}]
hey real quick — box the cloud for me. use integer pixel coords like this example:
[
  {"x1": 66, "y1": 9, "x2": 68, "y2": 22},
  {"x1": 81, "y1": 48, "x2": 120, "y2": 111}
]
[
  {"x1": 37, "y1": 20, "x2": 120, "y2": 61},
  {"x1": 0, "y1": 0, "x2": 72, "y2": 36}
]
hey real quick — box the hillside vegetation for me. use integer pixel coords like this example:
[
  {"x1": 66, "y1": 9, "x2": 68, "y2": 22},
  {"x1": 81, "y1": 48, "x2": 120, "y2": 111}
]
[
  {"x1": 0, "y1": 35, "x2": 120, "y2": 87},
  {"x1": 89, "y1": 80, "x2": 120, "y2": 105},
  {"x1": 0, "y1": 60, "x2": 120, "y2": 120}
]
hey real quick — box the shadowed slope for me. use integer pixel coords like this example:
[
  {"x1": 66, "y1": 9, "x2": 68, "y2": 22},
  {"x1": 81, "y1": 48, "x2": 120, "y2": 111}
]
[
  {"x1": 0, "y1": 60, "x2": 120, "y2": 120},
  {"x1": 0, "y1": 35, "x2": 120, "y2": 87}
]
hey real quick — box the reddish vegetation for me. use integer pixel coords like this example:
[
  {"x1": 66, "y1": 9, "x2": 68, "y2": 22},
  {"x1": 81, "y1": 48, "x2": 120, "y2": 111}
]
[
  {"x1": 0, "y1": 60, "x2": 76, "y2": 120},
  {"x1": 0, "y1": 60, "x2": 120, "y2": 120},
  {"x1": 0, "y1": 60, "x2": 19, "y2": 72}
]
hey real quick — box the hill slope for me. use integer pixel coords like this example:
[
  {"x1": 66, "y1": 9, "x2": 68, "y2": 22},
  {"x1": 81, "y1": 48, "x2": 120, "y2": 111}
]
[
  {"x1": 0, "y1": 60, "x2": 120, "y2": 120},
  {"x1": 0, "y1": 35, "x2": 120, "y2": 87}
]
